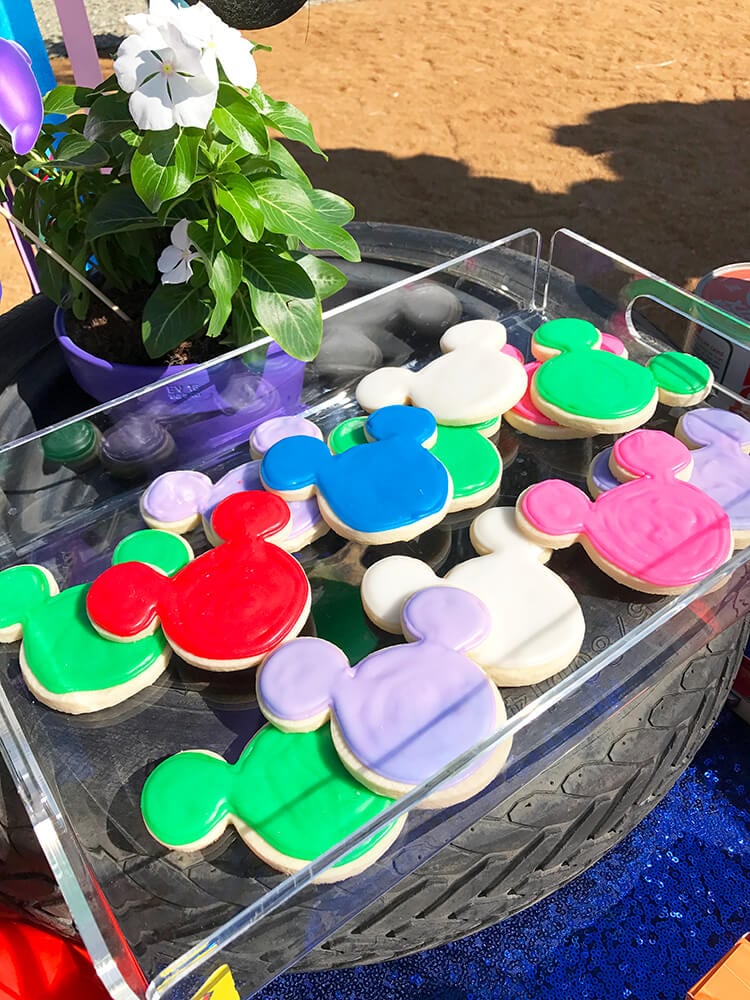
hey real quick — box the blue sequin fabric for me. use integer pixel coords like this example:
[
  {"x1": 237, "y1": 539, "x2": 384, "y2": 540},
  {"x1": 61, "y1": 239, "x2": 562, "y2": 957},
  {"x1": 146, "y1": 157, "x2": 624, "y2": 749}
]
[{"x1": 260, "y1": 709, "x2": 750, "y2": 1000}]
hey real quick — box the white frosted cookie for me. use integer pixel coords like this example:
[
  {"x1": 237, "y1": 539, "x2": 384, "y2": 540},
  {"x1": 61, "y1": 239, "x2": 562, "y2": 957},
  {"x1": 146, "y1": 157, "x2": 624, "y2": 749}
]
[
  {"x1": 355, "y1": 319, "x2": 527, "y2": 426},
  {"x1": 361, "y1": 506, "x2": 586, "y2": 686}
]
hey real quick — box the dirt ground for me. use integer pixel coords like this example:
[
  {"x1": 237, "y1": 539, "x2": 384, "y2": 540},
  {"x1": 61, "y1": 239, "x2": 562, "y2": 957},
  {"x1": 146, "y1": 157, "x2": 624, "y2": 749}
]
[{"x1": 2, "y1": 0, "x2": 749, "y2": 311}]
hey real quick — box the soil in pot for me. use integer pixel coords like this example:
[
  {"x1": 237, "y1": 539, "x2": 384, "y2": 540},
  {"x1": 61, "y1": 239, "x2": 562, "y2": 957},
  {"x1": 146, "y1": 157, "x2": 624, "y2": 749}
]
[{"x1": 64, "y1": 288, "x2": 230, "y2": 367}]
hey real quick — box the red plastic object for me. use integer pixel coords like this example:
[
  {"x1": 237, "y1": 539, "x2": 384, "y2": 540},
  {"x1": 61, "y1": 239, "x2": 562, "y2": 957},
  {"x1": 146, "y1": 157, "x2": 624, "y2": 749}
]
[{"x1": 0, "y1": 904, "x2": 109, "y2": 1000}]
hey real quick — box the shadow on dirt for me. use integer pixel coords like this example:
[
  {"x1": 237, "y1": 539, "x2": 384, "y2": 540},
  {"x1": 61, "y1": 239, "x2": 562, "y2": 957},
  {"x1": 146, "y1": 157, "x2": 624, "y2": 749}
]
[{"x1": 291, "y1": 98, "x2": 750, "y2": 287}]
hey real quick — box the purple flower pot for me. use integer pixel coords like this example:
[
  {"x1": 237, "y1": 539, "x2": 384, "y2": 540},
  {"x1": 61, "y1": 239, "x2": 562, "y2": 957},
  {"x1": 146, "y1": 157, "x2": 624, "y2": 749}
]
[{"x1": 53, "y1": 307, "x2": 307, "y2": 465}]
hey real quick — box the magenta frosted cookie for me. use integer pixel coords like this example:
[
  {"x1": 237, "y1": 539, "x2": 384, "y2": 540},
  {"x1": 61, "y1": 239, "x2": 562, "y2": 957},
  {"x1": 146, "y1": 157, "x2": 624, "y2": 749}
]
[
  {"x1": 518, "y1": 429, "x2": 733, "y2": 594},
  {"x1": 588, "y1": 410, "x2": 750, "y2": 549},
  {"x1": 257, "y1": 587, "x2": 511, "y2": 808}
]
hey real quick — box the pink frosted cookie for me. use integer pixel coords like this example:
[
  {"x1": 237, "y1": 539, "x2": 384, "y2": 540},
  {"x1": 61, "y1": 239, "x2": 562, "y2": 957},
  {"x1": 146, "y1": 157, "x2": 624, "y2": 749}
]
[
  {"x1": 355, "y1": 319, "x2": 527, "y2": 427},
  {"x1": 505, "y1": 333, "x2": 628, "y2": 439},
  {"x1": 516, "y1": 429, "x2": 733, "y2": 594},
  {"x1": 87, "y1": 491, "x2": 312, "y2": 671},
  {"x1": 140, "y1": 416, "x2": 328, "y2": 550},
  {"x1": 257, "y1": 587, "x2": 511, "y2": 808}
]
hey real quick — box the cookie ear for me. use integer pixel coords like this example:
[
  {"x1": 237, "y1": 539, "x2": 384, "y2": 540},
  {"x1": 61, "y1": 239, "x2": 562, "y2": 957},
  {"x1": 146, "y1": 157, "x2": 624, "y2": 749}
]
[
  {"x1": 328, "y1": 417, "x2": 368, "y2": 455},
  {"x1": 140, "y1": 471, "x2": 213, "y2": 532},
  {"x1": 249, "y1": 415, "x2": 324, "y2": 460},
  {"x1": 360, "y1": 556, "x2": 440, "y2": 634},
  {"x1": 113, "y1": 530, "x2": 193, "y2": 576},
  {"x1": 678, "y1": 408, "x2": 750, "y2": 451},
  {"x1": 0, "y1": 565, "x2": 58, "y2": 642},
  {"x1": 531, "y1": 318, "x2": 601, "y2": 361},
  {"x1": 260, "y1": 436, "x2": 330, "y2": 496},
  {"x1": 141, "y1": 751, "x2": 232, "y2": 850},
  {"x1": 401, "y1": 586, "x2": 491, "y2": 652},
  {"x1": 587, "y1": 447, "x2": 619, "y2": 496},
  {"x1": 517, "y1": 481, "x2": 592, "y2": 543},
  {"x1": 647, "y1": 351, "x2": 713, "y2": 405},
  {"x1": 86, "y1": 562, "x2": 169, "y2": 640},
  {"x1": 439, "y1": 319, "x2": 508, "y2": 353},
  {"x1": 364, "y1": 405, "x2": 437, "y2": 447},
  {"x1": 209, "y1": 490, "x2": 291, "y2": 544},
  {"x1": 256, "y1": 637, "x2": 350, "y2": 728},
  {"x1": 612, "y1": 429, "x2": 691, "y2": 482},
  {"x1": 469, "y1": 506, "x2": 549, "y2": 562},
  {"x1": 355, "y1": 367, "x2": 415, "y2": 413}
]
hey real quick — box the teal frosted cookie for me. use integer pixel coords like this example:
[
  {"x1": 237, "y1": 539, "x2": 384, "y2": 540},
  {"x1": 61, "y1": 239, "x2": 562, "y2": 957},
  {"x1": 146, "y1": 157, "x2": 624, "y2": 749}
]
[
  {"x1": 0, "y1": 530, "x2": 192, "y2": 714},
  {"x1": 142, "y1": 725, "x2": 405, "y2": 882},
  {"x1": 530, "y1": 318, "x2": 713, "y2": 434},
  {"x1": 328, "y1": 414, "x2": 502, "y2": 513}
]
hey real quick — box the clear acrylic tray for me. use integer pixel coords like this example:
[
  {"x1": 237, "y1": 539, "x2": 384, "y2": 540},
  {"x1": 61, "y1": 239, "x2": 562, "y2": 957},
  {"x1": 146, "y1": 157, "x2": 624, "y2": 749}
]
[{"x1": 0, "y1": 226, "x2": 748, "y2": 1000}]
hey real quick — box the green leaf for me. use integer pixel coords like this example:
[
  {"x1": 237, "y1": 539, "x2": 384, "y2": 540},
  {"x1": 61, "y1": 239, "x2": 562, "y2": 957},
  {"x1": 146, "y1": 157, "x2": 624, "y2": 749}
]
[
  {"x1": 292, "y1": 252, "x2": 349, "y2": 301},
  {"x1": 50, "y1": 133, "x2": 108, "y2": 169},
  {"x1": 131, "y1": 127, "x2": 199, "y2": 212},
  {"x1": 251, "y1": 177, "x2": 360, "y2": 261},
  {"x1": 253, "y1": 89, "x2": 326, "y2": 158},
  {"x1": 83, "y1": 94, "x2": 134, "y2": 141},
  {"x1": 243, "y1": 245, "x2": 321, "y2": 360},
  {"x1": 215, "y1": 174, "x2": 264, "y2": 241},
  {"x1": 142, "y1": 284, "x2": 209, "y2": 359},
  {"x1": 212, "y1": 84, "x2": 269, "y2": 155},
  {"x1": 229, "y1": 288, "x2": 263, "y2": 346},
  {"x1": 307, "y1": 189, "x2": 355, "y2": 226},
  {"x1": 43, "y1": 85, "x2": 93, "y2": 116},
  {"x1": 207, "y1": 250, "x2": 242, "y2": 337},
  {"x1": 268, "y1": 139, "x2": 311, "y2": 188},
  {"x1": 86, "y1": 186, "x2": 160, "y2": 238}
]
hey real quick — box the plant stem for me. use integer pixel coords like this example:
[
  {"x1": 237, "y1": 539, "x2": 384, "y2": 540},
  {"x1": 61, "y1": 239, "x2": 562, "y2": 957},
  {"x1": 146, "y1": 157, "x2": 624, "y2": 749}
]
[{"x1": 0, "y1": 204, "x2": 135, "y2": 324}]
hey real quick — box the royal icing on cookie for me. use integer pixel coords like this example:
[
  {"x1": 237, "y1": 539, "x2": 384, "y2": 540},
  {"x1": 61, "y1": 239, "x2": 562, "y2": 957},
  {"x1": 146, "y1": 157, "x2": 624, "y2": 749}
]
[
  {"x1": 141, "y1": 464, "x2": 326, "y2": 550},
  {"x1": 589, "y1": 411, "x2": 750, "y2": 548},
  {"x1": 249, "y1": 414, "x2": 324, "y2": 460},
  {"x1": 506, "y1": 334, "x2": 628, "y2": 439},
  {"x1": 530, "y1": 318, "x2": 713, "y2": 433},
  {"x1": 361, "y1": 506, "x2": 585, "y2": 686},
  {"x1": 0, "y1": 531, "x2": 192, "y2": 714},
  {"x1": 257, "y1": 587, "x2": 510, "y2": 807},
  {"x1": 355, "y1": 319, "x2": 527, "y2": 426},
  {"x1": 517, "y1": 429, "x2": 733, "y2": 594},
  {"x1": 87, "y1": 492, "x2": 311, "y2": 670},
  {"x1": 260, "y1": 406, "x2": 453, "y2": 545},
  {"x1": 141, "y1": 725, "x2": 405, "y2": 881},
  {"x1": 327, "y1": 414, "x2": 502, "y2": 513}
]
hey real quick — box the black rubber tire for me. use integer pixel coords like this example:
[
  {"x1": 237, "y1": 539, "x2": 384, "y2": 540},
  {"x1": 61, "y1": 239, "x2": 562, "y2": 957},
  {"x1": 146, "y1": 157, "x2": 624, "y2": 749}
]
[
  {"x1": 306, "y1": 612, "x2": 750, "y2": 970},
  {"x1": 0, "y1": 229, "x2": 747, "y2": 981}
]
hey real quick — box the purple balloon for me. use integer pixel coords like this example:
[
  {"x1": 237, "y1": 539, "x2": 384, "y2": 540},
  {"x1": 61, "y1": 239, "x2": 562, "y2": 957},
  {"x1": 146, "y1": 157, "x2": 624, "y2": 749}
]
[{"x1": 0, "y1": 39, "x2": 43, "y2": 155}]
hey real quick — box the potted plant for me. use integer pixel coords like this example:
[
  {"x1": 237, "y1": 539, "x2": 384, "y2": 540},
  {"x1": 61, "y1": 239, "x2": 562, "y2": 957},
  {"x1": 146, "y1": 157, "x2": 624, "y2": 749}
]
[{"x1": 0, "y1": 0, "x2": 359, "y2": 402}]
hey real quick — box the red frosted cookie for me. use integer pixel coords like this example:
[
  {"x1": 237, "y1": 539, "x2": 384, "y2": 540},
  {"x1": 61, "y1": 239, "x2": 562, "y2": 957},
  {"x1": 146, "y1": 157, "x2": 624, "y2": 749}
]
[{"x1": 86, "y1": 491, "x2": 311, "y2": 671}]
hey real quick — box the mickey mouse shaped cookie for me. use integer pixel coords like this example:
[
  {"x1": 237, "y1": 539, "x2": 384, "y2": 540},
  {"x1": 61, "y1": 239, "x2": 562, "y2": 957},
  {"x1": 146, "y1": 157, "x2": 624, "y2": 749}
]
[
  {"x1": 517, "y1": 429, "x2": 733, "y2": 594},
  {"x1": 0, "y1": 530, "x2": 192, "y2": 713},
  {"x1": 506, "y1": 333, "x2": 628, "y2": 439},
  {"x1": 141, "y1": 724, "x2": 405, "y2": 881},
  {"x1": 530, "y1": 318, "x2": 713, "y2": 434},
  {"x1": 355, "y1": 319, "x2": 527, "y2": 426},
  {"x1": 327, "y1": 413, "x2": 502, "y2": 513},
  {"x1": 140, "y1": 415, "x2": 328, "y2": 550},
  {"x1": 257, "y1": 587, "x2": 511, "y2": 808},
  {"x1": 361, "y1": 506, "x2": 585, "y2": 686},
  {"x1": 87, "y1": 492, "x2": 311, "y2": 671},
  {"x1": 588, "y1": 410, "x2": 750, "y2": 549},
  {"x1": 260, "y1": 405, "x2": 453, "y2": 544}
]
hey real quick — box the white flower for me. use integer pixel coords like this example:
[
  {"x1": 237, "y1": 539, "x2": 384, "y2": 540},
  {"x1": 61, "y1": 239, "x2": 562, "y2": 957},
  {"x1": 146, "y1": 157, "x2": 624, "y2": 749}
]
[
  {"x1": 115, "y1": 2, "x2": 218, "y2": 131},
  {"x1": 176, "y1": 3, "x2": 258, "y2": 89},
  {"x1": 158, "y1": 220, "x2": 199, "y2": 285}
]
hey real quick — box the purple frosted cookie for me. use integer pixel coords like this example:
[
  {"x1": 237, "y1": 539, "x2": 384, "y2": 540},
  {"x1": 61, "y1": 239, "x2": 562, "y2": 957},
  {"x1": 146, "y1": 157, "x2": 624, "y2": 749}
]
[
  {"x1": 257, "y1": 587, "x2": 511, "y2": 808},
  {"x1": 140, "y1": 417, "x2": 328, "y2": 550},
  {"x1": 250, "y1": 414, "x2": 324, "y2": 459}
]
